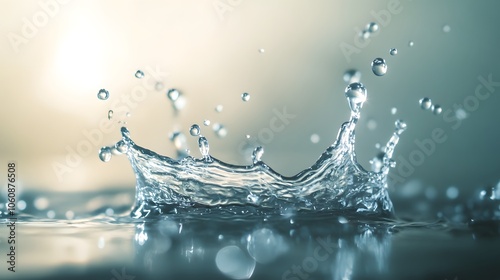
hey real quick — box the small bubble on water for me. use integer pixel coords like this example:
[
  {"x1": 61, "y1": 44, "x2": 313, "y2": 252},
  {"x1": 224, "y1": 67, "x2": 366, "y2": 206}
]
[
  {"x1": 432, "y1": 104, "x2": 442, "y2": 115},
  {"x1": 198, "y1": 136, "x2": 210, "y2": 159},
  {"x1": 215, "y1": 105, "x2": 224, "y2": 112},
  {"x1": 443, "y1": 25, "x2": 451, "y2": 33},
  {"x1": 390, "y1": 48, "x2": 398, "y2": 56},
  {"x1": 391, "y1": 107, "x2": 397, "y2": 115},
  {"x1": 203, "y1": 119, "x2": 211, "y2": 126},
  {"x1": 252, "y1": 146, "x2": 264, "y2": 163},
  {"x1": 241, "y1": 92, "x2": 250, "y2": 102},
  {"x1": 190, "y1": 124, "x2": 201, "y2": 136},
  {"x1": 419, "y1": 97, "x2": 432, "y2": 110},
  {"x1": 367, "y1": 22, "x2": 379, "y2": 33},
  {"x1": 371, "y1": 58, "x2": 387, "y2": 76},
  {"x1": 97, "y1": 89, "x2": 109, "y2": 100},
  {"x1": 99, "y1": 146, "x2": 112, "y2": 162},
  {"x1": 446, "y1": 186, "x2": 459, "y2": 200},
  {"x1": 344, "y1": 82, "x2": 367, "y2": 113},
  {"x1": 408, "y1": 40, "x2": 414, "y2": 47},
  {"x1": 107, "y1": 110, "x2": 113, "y2": 120},
  {"x1": 135, "y1": 70, "x2": 144, "y2": 79},
  {"x1": 310, "y1": 134, "x2": 320, "y2": 144},
  {"x1": 167, "y1": 89, "x2": 180, "y2": 101},
  {"x1": 343, "y1": 69, "x2": 361, "y2": 84},
  {"x1": 155, "y1": 82, "x2": 164, "y2": 91}
]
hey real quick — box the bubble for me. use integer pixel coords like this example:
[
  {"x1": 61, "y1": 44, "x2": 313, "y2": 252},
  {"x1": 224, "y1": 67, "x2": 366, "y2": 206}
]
[
  {"x1": 167, "y1": 89, "x2": 180, "y2": 101},
  {"x1": 443, "y1": 25, "x2": 451, "y2": 33},
  {"x1": 389, "y1": 48, "x2": 398, "y2": 56},
  {"x1": 190, "y1": 124, "x2": 201, "y2": 136},
  {"x1": 97, "y1": 89, "x2": 109, "y2": 100},
  {"x1": 366, "y1": 22, "x2": 379, "y2": 33},
  {"x1": 419, "y1": 97, "x2": 432, "y2": 110},
  {"x1": 310, "y1": 134, "x2": 320, "y2": 144},
  {"x1": 432, "y1": 104, "x2": 442, "y2": 115},
  {"x1": 446, "y1": 186, "x2": 459, "y2": 200},
  {"x1": 215, "y1": 105, "x2": 224, "y2": 112},
  {"x1": 344, "y1": 82, "x2": 367, "y2": 113},
  {"x1": 371, "y1": 58, "x2": 387, "y2": 76},
  {"x1": 408, "y1": 40, "x2": 414, "y2": 47},
  {"x1": 343, "y1": 69, "x2": 361, "y2": 84},
  {"x1": 135, "y1": 70, "x2": 144, "y2": 79},
  {"x1": 198, "y1": 136, "x2": 210, "y2": 159},
  {"x1": 99, "y1": 146, "x2": 112, "y2": 162},
  {"x1": 247, "y1": 228, "x2": 287, "y2": 264},
  {"x1": 391, "y1": 107, "x2": 397, "y2": 115},
  {"x1": 252, "y1": 146, "x2": 264, "y2": 163},
  {"x1": 155, "y1": 82, "x2": 164, "y2": 91},
  {"x1": 203, "y1": 119, "x2": 210, "y2": 126},
  {"x1": 107, "y1": 110, "x2": 113, "y2": 120},
  {"x1": 241, "y1": 92, "x2": 250, "y2": 102},
  {"x1": 215, "y1": 246, "x2": 255, "y2": 280}
]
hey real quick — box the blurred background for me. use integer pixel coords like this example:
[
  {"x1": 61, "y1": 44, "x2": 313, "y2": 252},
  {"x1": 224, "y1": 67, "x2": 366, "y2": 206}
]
[{"x1": 1, "y1": 0, "x2": 500, "y2": 205}]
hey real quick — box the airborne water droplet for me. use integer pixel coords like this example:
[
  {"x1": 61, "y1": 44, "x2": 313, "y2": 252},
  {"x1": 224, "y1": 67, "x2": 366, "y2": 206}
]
[
  {"x1": 198, "y1": 136, "x2": 210, "y2": 160},
  {"x1": 135, "y1": 70, "x2": 144, "y2": 79},
  {"x1": 310, "y1": 134, "x2": 320, "y2": 144},
  {"x1": 344, "y1": 82, "x2": 367, "y2": 114},
  {"x1": 97, "y1": 89, "x2": 109, "y2": 100},
  {"x1": 391, "y1": 107, "x2": 397, "y2": 115},
  {"x1": 215, "y1": 105, "x2": 223, "y2": 113},
  {"x1": 252, "y1": 146, "x2": 264, "y2": 164},
  {"x1": 408, "y1": 40, "x2": 414, "y2": 47},
  {"x1": 241, "y1": 92, "x2": 250, "y2": 102},
  {"x1": 432, "y1": 104, "x2": 442, "y2": 115},
  {"x1": 99, "y1": 146, "x2": 112, "y2": 162},
  {"x1": 419, "y1": 97, "x2": 432, "y2": 110},
  {"x1": 203, "y1": 119, "x2": 211, "y2": 126},
  {"x1": 155, "y1": 82, "x2": 164, "y2": 91},
  {"x1": 343, "y1": 69, "x2": 361, "y2": 84},
  {"x1": 259, "y1": 48, "x2": 265, "y2": 53},
  {"x1": 190, "y1": 124, "x2": 201, "y2": 136},
  {"x1": 395, "y1": 119, "x2": 407, "y2": 135},
  {"x1": 213, "y1": 123, "x2": 227, "y2": 138},
  {"x1": 366, "y1": 22, "x2": 379, "y2": 33},
  {"x1": 371, "y1": 58, "x2": 387, "y2": 76},
  {"x1": 443, "y1": 25, "x2": 451, "y2": 33},
  {"x1": 107, "y1": 110, "x2": 113, "y2": 120},
  {"x1": 167, "y1": 89, "x2": 180, "y2": 101},
  {"x1": 389, "y1": 48, "x2": 398, "y2": 56}
]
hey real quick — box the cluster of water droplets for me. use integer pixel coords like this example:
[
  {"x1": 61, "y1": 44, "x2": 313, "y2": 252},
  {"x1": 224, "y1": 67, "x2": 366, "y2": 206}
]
[
  {"x1": 360, "y1": 22, "x2": 379, "y2": 40},
  {"x1": 419, "y1": 97, "x2": 442, "y2": 115}
]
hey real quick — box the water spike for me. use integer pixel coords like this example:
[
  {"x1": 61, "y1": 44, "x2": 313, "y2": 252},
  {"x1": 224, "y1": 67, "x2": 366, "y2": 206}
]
[
  {"x1": 381, "y1": 120, "x2": 407, "y2": 173},
  {"x1": 344, "y1": 82, "x2": 367, "y2": 120},
  {"x1": 198, "y1": 135, "x2": 211, "y2": 161},
  {"x1": 252, "y1": 146, "x2": 264, "y2": 164}
]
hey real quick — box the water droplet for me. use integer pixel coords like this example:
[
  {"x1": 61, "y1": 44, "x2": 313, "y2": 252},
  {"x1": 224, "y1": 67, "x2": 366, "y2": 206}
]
[
  {"x1": 360, "y1": 29, "x2": 370, "y2": 39},
  {"x1": 99, "y1": 146, "x2": 112, "y2": 162},
  {"x1": 155, "y1": 82, "x2": 164, "y2": 91},
  {"x1": 241, "y1": 92, "x2": 250, "y2": 102},
  {"x1": 343, "y1": 69, "x2": 361, "y2": 84},
  {"x1": 135, "y1": 70, "x2": 144, "y2": 79},
  {"x1": 446, "y1": 186, "x2": 459, "y2": 200},
  {"x1": 395, "y1": 119, "x2": 407, "y2": 135},
  {"x1": 419, "y1": 97, "x2": 432, "y2": 110},
  {"x1": 167, "y1": 89, "x2": 180, "y2": 101},
  {"x1": 252, "y1": 146, "x2": 264, "y2": 163},
  {"x1": 344, "y1": 82, "x2": 367, "y2": 113},
  {"x1": 65, "y1": 210, "x2": 75, "y2": 220},
  {"x1": 371, "y1": 58, "x2": 387, "y2": 76},
  {"x1": 47, "y1": 210, "x2": 55, "y2": 219},
  {"x1": 17, "y1": 200, "x2": 26, "y2": 211},
  {"x1": 213, "y1": 123, "x2": 227, "y2": 138},
  {"x1": 126, "y1": 112, "x2": 131, "y2": 117},
  {"x1": 366, "y1": 22, "x2": 379, "y2": 33},
  {"x1": 310, "y1": 134, "x2": 320, "y2": 144},
  {"x1": 391, "y1": 107, "x2": 397, "y2": 115},
  {"x1": 338, "y1": 216, "x2": 348, "y2": 224},
  {"x1": 389, "y1": 48, "x2": 398, "y2": 56},
  {"x1": 105, "y1": 208, "x2": 114, "y2": 216},
  {"x1": 107, "y1": 110, "x2": 113, "y2": 120},
  {"x1": 203, "y1": 119, "x2": 211, "y2": 126},
  {"x1": 246, "y1": 135, "x2": 251, "y2": 139},
  {"x1": 190, "y1": 124, "x2": 201, "y2": 136},
  {"x1": 97, "y1": 89, "x2": 109, "y2": 100},
  {"x1": 198, "y1": 136, "x2": 210, "y2": 159},
  {"x1": 215, "y1": 105, "x2": 223, "y2": 112},
  {"x1": 443, "y1": 25, "x2": 451, "y2": 33},
  {"x1": 455, "y1": 108, "x2": 468, "y2": 120},
  {"x1": 408, "y1": 40, "x2": 414, "y2": 47},
  {"x1": 115, "y1": 140, "x2": 129, "y2": 153},
  {"x1": 258, "y1": 48, "x2": 265, "y2": 53},
  {"x1": 432, "y1": 104, "x2": 442, "y2": 115},
  {"x1": 34, "y1": 197, "x2": 49, "y2": 210},
  {"x1": 367, "y1": 119, "x2": 377, "y2": 130},
  {"x1": 169, "y1": 131, "x2": 188, "y2": 151}
]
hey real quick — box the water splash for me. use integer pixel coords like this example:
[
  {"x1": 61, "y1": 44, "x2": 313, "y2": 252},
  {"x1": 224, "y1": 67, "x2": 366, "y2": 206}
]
[{"x1": 114, "y1": 82, "x2": 405, "y2": 218}]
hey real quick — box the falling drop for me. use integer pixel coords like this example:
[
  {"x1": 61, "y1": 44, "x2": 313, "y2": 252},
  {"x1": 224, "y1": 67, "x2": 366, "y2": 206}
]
[
  {"x1": 443, "y1": 25, "x2": 451, "y2": 33},
  {"x1": 241, "y1": 92, "x2": 250, "y2": 102},
  {"x1": 395, "y1": 119, "x2": 407, "y2": 135},
  {"x1": 432, "y1": 104, "x2": 442, "y2": 115},
  {"x1": 310, "y1": 134, "x2": 320, "y2": 144},
  {"x1": 99, "y1": 146, "x2": 112, "y2": 162},
  {"x1": 371, "y1": 58, "x2": 387, "y2": 76},
  {"x1": 343, "y1": 69, "x2": 361, "y2": 84},
  {"x1": 135, "y1": 70, "x2": 144, "y2": 79},
  {"x1": 391, "y1": 107, "x2": 397, "y2": 115},
  {"x1": 97, "y1": 89, "x2": 109, "y2": 100},
  {"x1": 408, "y1": 40, "x2": 414, "y2": 47},
  {"x1": 252, "y1": 146, "x2": 264, "y2": 164},
  {"x1": 198, "y1": 136, "x2": 210, "y2": 160},
  {"x1": 389, "y1": 48, "x2": 398, "y2": 56},
  {"x1": 190, "y1": 124, "x2": 201, "y2": 136},
  {"x1": 107, "y1": 110, "x2": 113, "y2": 120},
  {"x1": 366, "y1": 22, "x2": 379, "y2": 33},
  {"x1": 215, "y1": 105, "x2": 223, "y2": 112},
  {"x1": 167, "y1": 89, "x2": 180, "y2": 101},
  {"x1": 419, "y1": 97, "x2": 432, "y2": 110},
  {"x1": 203, "y1": 119, "x2": 211, "y2": 126},
  {"x1": 344, "y1": 82, "x2": 367, "y2": 114}
]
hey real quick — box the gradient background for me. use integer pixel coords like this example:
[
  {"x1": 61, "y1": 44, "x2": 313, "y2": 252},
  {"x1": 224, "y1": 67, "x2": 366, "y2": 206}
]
[{"x1": 1, "y1": 0, "x2": 499, "y2": 205}]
